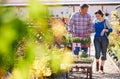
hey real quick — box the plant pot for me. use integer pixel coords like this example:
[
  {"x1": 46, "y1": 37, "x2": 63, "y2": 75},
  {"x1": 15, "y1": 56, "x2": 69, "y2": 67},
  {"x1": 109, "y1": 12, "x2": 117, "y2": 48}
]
[
  {"x1": 72, "y1": 43, "x2": 80, "y2": 52},
  {"x1": 81, "y1": 43, "x2": 90, "y2": 48},
  {"x1": 86, "y1": 43, "x2": 90, "y2": 47},
  {"x1": 81, "y1": 43, "x2": 86, "y2": 48}
]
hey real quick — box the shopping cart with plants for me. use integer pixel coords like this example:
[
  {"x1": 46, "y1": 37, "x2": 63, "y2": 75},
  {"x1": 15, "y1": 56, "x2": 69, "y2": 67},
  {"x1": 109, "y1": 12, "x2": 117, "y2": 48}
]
[{"x1": 65, "y1": 36, "x2": 93, "y2": 79}]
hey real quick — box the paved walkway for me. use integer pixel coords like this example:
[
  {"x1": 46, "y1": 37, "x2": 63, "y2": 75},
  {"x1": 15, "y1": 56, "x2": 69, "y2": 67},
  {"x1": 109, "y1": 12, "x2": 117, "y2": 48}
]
[
  {"x1": 55, "y1": 45, "x2": 120, "y2": 79},
  {"x1": 56, "y1": 35, "x2": 120, "y2": 79},
  {"x1": 91, "y1": 45, "x2": 120, "y2": 79},
  {"x1": 91, "y1": 35, "x2": 120, "y2": 79}
]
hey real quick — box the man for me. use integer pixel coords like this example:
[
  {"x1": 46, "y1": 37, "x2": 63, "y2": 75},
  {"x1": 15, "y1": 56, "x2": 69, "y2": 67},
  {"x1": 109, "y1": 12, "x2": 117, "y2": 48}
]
[{"x1": 68, "y1": 4, "x2": 94, "y2": 53}]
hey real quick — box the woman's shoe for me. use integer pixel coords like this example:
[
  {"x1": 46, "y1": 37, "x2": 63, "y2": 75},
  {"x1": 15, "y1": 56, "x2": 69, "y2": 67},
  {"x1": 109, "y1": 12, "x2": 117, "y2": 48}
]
[
  {"x1": 99, "y1": 70, "x2": 105, "y2": 74},
  {"x1": 100, "y1": 66, "x2": 105, "y2": 74},
  {"x1": 96, "y1": 62, "x2": 99, "y2": 71}
]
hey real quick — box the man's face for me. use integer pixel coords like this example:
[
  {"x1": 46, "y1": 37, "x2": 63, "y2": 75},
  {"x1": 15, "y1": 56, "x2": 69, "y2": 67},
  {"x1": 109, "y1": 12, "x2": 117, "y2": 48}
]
[{"x1": 80, "y1": 8, "x2": 88, "y2": 14}]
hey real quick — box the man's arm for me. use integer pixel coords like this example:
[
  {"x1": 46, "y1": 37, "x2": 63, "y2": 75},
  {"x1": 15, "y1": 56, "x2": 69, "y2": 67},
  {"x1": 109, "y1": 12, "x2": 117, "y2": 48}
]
[
  {"x1": 68, "y1": 14, "x2": 75, "y2": 33},
  {"x1": 88, "y1": 15, "x2": 94, "y2": 33}
]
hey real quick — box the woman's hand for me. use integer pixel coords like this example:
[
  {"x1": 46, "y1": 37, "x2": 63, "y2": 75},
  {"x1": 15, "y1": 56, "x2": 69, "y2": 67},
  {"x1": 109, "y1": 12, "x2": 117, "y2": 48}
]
[
  {"x1": 101, "y1": 29, "x2": 108, "y2": 36},
  {"x1": 103, "y1": 29, "x2": 108, "y2": 32}
]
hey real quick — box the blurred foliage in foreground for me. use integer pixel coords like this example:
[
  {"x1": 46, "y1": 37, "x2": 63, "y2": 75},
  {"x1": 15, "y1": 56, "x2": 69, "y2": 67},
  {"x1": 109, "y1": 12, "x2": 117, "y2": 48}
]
[
  {"x1": 109, "y1": 10, "x2": 120, "y2": 60},
  {"x1": 0, "y1": 0, "x2": 73, "y2": 79}
]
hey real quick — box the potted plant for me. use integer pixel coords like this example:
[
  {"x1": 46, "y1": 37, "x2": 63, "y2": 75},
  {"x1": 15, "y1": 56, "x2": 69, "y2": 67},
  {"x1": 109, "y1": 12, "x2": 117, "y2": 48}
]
[
  {"x1": 85, "y1": 37, "x2": 91, "y2": 47},
  {"x1": 72, "y1": 37, "x2": 81, "y2": 43},
  {"x1": 60, "y1": 36, "x2": 67, "y2": 47},
  {"x1": 80, "y1": 51, "x2": 88, "y2": 58},
  {"x1": 80, "y1": 39, "x2": 86, "y2": 48},
  {"x1": 80, "y1": 37, "x2": 91, "y2": 48}
]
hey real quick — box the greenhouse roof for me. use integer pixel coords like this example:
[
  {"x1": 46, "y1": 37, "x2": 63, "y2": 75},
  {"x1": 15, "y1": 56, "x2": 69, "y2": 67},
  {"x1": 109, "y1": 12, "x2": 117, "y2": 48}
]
[{"x1": 1, "y1": 0, "x2": 120, "y2": 6}]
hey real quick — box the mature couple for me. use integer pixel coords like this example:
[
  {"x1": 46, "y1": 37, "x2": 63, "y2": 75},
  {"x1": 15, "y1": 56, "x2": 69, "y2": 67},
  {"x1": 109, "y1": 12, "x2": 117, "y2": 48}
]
[{"x1": 68, "y1": 4, "x2": 113, "y2": 73}]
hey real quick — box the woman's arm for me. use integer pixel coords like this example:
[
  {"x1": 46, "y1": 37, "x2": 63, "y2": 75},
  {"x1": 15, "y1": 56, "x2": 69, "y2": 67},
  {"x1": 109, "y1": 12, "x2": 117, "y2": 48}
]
[
  {"x1": 101, "y1": 19, "x2": 113, "y2": 36},
  {"x1": 105, "y1": 19, "x2": 113, "y2": 33}
]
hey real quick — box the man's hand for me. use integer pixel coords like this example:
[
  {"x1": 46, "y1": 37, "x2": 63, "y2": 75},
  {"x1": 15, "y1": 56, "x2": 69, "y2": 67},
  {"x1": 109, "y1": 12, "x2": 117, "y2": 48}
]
[{"x1": 68, "y1": 30, "x2": 73, "y2": 34}]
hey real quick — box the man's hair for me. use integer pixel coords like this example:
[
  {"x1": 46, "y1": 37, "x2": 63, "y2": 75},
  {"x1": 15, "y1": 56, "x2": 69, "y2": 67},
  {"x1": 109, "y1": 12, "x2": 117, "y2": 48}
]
[{"x1": 80, "y1": 4, "x2": 89, "y2": 9}]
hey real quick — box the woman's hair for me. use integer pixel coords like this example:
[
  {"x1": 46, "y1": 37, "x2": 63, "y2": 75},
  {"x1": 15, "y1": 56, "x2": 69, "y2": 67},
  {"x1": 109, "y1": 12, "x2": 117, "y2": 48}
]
[{"x1": 95, "y1": 10, "x2": 104, "y2": 17}]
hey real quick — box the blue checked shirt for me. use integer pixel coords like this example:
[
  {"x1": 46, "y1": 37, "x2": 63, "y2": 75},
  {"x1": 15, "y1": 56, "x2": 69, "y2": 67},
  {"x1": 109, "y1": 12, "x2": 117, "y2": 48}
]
[{"x1": 68, "y1": 12, "x2": 94, "y2": 38}]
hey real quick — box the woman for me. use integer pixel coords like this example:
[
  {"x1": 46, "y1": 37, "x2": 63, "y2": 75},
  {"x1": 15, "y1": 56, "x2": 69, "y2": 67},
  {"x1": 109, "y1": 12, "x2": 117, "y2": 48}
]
[{"x1": 94, "y1": 10, "x2": 113, "y2": 73}]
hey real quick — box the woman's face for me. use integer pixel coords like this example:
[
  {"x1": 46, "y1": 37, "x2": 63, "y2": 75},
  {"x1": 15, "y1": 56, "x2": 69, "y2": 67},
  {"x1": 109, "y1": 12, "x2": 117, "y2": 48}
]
[{"x1": 95, "y1": 14, "x2": 102, "y2": 20}]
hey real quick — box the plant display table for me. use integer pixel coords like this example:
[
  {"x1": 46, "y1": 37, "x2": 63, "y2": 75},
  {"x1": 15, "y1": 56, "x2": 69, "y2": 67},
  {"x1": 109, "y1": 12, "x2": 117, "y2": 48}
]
[{"x1": 66, "y1": 58, "x2": 93, "y2": 79}]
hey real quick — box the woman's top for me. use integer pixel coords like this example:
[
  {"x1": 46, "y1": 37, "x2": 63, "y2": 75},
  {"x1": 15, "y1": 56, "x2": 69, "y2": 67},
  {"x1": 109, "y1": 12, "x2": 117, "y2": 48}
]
[{"x1": 94, "y1": 19, "x2": 113, "y2": 37}]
